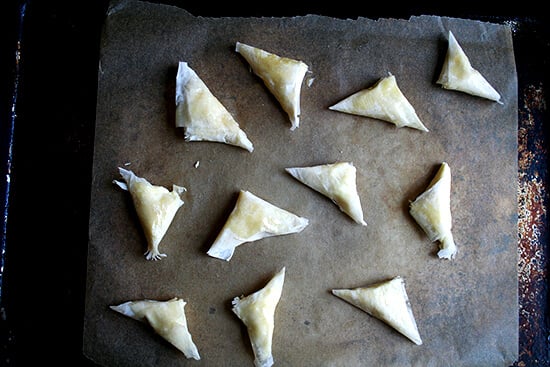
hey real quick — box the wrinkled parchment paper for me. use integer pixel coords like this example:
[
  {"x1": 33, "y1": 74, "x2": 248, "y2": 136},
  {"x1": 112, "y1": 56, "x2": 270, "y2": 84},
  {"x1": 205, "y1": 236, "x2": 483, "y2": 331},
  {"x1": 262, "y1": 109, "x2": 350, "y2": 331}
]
[{"x1": 84, "y1": 1, "x2": 518, "y2": 365}]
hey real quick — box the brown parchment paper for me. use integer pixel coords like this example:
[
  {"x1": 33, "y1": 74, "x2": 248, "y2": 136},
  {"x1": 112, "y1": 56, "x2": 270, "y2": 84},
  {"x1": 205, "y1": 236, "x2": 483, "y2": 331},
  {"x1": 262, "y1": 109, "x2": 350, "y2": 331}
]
[{"x1": 83, "y1": 1, "x2": 519, "y2": 366}]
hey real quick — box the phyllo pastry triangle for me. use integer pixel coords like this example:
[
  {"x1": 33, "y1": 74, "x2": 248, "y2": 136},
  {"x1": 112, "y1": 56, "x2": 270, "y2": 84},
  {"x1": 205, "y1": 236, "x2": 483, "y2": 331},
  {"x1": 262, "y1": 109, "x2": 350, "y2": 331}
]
[
  {"x1": 329, "y1": 74, "x2": 429, "y2": 132},
  {"x1": 332, "y1": 276, "x2": 422, "y2": 345},
  {"x1": 409, "y1": 162, "x2": 457, "y2": 259},
  {"x1": 175, "y1": 61, "x2": 254, "y2": 152},
  {"x1": 232, "y1": 267, "x2": 286, "y2": 367},
  {"x1": 207, "y1": 190, "x2": 309, "y2": 261},
  {"x1": 236, "y1": 42, "x2": 309, "y2": 131},
  {"x1": 285, "y1": 162, "x2": 366, "y2": 226},
  {"x1": 114, "y1": 167, "x2": 185, "y2": 260},
  {"x1": 437, "y1": 31, "x2": 502, "y2": 103},
  {"x1": 110, "y1": 298, "x2": 200, "y2": 360}
]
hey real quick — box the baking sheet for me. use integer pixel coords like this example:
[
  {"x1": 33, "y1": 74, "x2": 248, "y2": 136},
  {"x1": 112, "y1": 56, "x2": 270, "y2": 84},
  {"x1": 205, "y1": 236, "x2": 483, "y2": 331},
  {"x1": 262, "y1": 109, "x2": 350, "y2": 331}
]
[{"x1": 83, "y1": 1, "x2": 519, "y2": 365}]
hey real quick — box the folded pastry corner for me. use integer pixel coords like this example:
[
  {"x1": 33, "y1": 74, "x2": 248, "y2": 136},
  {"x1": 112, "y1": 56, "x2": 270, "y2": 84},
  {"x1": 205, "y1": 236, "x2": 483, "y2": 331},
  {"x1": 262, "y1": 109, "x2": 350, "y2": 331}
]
[
  {"x1": 409, "y1": 162, "x2": 457, "y2": 259},
  {"x1": 232, "y1": 267, "x2": 286, "y2": 367},
  {"x1": 436, "y1": 30, "x2": 502, "y2": 104},
  {"x1": 110, "y1": 297, "x2": 201, "y2": 360},
  {"x1": 207, "y1": 191, "x2": 309, "y2": 261},
  {"x1": 114, "y1": 167, "x2": 185, "y2": 260},
  {"x1": 332, "y1": 276, "x2": 422, "y2": 345},
  {"x1": 329, "y1": 74, "x2": 429, "y2": 132},
  {"x1": 236, "y1": 42, "x2": 309, "y2": 131},
  {"x1": 175, "y1": 61, "x2": 254, "y2": 152},
  {"x1": 285, "y1": 162, "x2": 367, "y2": 226}
]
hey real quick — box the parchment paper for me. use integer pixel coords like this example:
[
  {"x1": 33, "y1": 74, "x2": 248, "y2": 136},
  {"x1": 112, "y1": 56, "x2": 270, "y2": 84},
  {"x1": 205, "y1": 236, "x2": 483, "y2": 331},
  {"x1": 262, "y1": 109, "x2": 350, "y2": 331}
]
[{"x1": 84, "y1": 1, "x2": 519, "y2": 366}]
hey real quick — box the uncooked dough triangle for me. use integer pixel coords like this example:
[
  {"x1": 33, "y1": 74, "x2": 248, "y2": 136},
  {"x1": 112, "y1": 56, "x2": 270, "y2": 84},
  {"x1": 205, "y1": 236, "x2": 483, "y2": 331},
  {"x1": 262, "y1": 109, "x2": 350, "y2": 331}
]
[
  {"x1": 285, "y1": 162, "x2": 366, "y2": 225},
  {"x1": 329, "y1": 74, "x2": 429, "y2": 132},
  {"x1": 409, "y1": 162, "x2": 457, "y2": 259},
  {"x1": 110, "y1": 298, "x2": 200, "y2": 360},
  {"x1": 232, "y1": 267, "x2": 286, "y2": 367},
  {"x1": 332, "y1": 276, "x2": 422, "y2": 345},
  {"x1": 207, "y1": 190, "x2": 309, "y2": 261},
  {"x1": 436, "y1": 30, "x2": 502, "y2": 103},
  {"x1": 175, "y1": 61, "x2": 254, "y2": 152},
  {"x1": 114, "y1": 167, "x2": 185, "y2": 260},
  {"x1": 236, "y1": 42, "x2": 309, "y2": 131}
]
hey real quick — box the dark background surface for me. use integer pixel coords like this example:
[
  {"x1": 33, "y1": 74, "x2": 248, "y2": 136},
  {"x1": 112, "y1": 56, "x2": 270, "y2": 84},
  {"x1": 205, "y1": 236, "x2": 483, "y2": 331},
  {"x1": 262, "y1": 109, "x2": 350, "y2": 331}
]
[{"x1": 1, "y1": 1, "x2": 548, "y2": 366}]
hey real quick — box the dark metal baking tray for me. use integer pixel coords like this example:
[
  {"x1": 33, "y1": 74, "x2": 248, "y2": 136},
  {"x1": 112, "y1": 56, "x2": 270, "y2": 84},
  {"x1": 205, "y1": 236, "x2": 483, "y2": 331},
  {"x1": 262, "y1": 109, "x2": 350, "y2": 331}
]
[{"x1": 1, "y1": 1, "x2": 548, "y2": 365}]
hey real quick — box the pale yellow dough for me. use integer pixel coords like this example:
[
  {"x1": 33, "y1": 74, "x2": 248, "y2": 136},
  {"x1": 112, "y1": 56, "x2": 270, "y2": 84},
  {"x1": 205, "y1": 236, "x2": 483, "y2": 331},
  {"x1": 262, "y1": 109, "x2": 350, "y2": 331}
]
[
  {"x1": 332, "y1": 276, "x2": 422, "y2": 345},
  {"x1": 110, "y1": 298, "x2": 200, "y2": 360},
  {"x1": 286, "y1": 162, "x2": 366, "y2": 225},
  {"x1": 409, "y1": 162, "x2": 457, "y2": 259},
  {"x1": 175, "y1": 61, "x2": 254, "y2": 151},
  {"x1": 114, "y1": 167, "x2": 185, "y2": 260},
  {"x1": 207, "y1": 190, "x2": 309, "y2": 261},
  {"x1": 437, "y1": 30, "x2": 502, "y2": 103},
  {"x1": 232, "y1": 267, "x2": 286, "y2": 367},
  {"x1": 236, "y1": 42, "x2": 309, "y2": 131},
  {"x1": 329, "y1": 74, "x2": 429, "y2": 132}
]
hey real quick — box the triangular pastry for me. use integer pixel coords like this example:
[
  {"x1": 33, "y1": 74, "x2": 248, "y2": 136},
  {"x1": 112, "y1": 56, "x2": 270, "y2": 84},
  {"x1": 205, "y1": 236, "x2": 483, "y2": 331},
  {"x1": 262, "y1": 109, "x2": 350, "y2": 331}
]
[
  {"x1": 207, "y1": 190, "x2": 309, "y2": 261},
  {"x1": 409, "y1": 162, "x2": 457, "y2": 259},
  {"x1": 286, "y1": 162, "x2": 366, "y2": 226},
  {"x1": 110, "y1": 298, "x2": 200, "y2": 360},
  {"x1": 332, "y1": 276, "x2": 422, "y2": 345},
  {"x1": 329, "y1": 74, "x2": 429, "y2": 132},
  {"x1": 236, "y1": 42, "x2": 309, "y2": 131},
  {"x1": 436, "y1": 31, "x2": 502, "y2": 103},
  {"x1": 114, "y1": 167, "x2": 185, "y2": 260},
  {"x1": 232, "y1": 267, "x2": 286, "y2": 367},
  {"x1": 175, "y1": 61, "x2": 254, "y2": 152}
]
